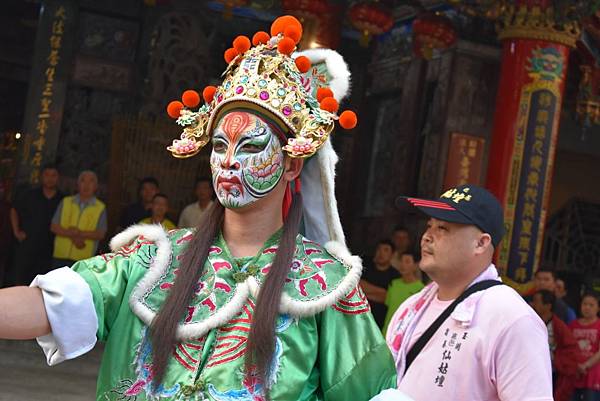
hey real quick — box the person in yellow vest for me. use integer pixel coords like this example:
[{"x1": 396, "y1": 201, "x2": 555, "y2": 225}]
[
  {"x1": 50, "y1": 170, "x2": 107, "y2": 269},
  {"x1": 139, "y1": 193, "x2": 176, "y2": 230}
]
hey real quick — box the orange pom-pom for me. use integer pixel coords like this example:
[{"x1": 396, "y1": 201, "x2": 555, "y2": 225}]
[
  {"x1": 224, "y1": 47, "x2": 239, "y2": 64},
  {"x1": 319, "y1": 96, "x2": 339, "y2": 113},
  {"x1": 284, "y1": 25, "x2": 302, "y2": 44},
  {"x1": 270, "y1": 15, "x2": 303, "y2": 38},
  {"x1": 294, "y1": 56, "x2": 311, "y2": 73},
  {"x1": 339, "y1": 110, "x2": 358, "y2": 129},
  {"x1": 181, "y1": 90, "x2": 200, "y2": 108},
  {"x1": 316, "y1": 87, "x2": 334, "y2": 103},
  {"x1": 252, "y1": 31, "x2": 270, "y2": 46},
  {"x1": 233, "y1": 35, "x2": 251, "y2": 54},
  {"x1": 203, "y1": 86, "x2": 217, "y2": 103},
  {"x1": 277, "y1": 37, "x2": 296, "y2": 55},
  {"x1": 167, "y1": 100, "x2": 184, "y2": 119}
]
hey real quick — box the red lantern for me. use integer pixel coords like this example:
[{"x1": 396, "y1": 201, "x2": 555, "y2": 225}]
[
  {"x1": 412, "y1": 12, "x2": 457, "y2": 59},
  {"x1": 281, "y1": 0, "x2": 330, "y2": 21},
  {"x1": 282, "y1": 0, "x2": 341, "y2": 49},
  {"x1": 348, "y1": 1, "x2": 394, "y2": 46}
]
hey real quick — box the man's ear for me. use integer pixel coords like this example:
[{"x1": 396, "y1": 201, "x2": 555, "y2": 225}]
[
  {"x1": 283, "y1": 156, "x2": 304, "y2": 181},
  {"x1": 474, "y1": 233, "x2": 493, "y2": 256}
]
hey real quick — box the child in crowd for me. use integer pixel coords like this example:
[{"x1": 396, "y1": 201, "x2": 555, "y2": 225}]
[
  {"x1": 382, "y1": 251, "x2": 424, "y2": 335},
  {"x1": 570, "y1": 293, "x2": 600, "y2": 401},
  {"x1": 139, "y1": 193, "x2": 176, "y2": 230}
]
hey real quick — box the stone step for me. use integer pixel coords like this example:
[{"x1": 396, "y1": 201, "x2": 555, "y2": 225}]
[{"x1": 0, "y1": 340, "x2": 103, "y2": 401}]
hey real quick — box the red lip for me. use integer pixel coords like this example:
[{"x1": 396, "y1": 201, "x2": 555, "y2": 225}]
[
  {"x1": 217, "y1": 175, "x2": 242, "y2": 186},
  {"x1": 217, "y1": 175, "x2": 244, "y2": 194}
]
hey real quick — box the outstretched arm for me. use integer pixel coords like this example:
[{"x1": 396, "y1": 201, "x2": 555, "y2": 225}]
[{"x1": 0, "y1": 286, "x2": 50, "y2": 339}]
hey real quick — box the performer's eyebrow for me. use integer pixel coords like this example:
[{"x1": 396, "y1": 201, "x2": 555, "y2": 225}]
[
  {"x1": 242, "y1": 124, "x2": 268, "y2": 139},
  {"x1": 212, "y1": 128, "x2": 228, "y2": 140}
]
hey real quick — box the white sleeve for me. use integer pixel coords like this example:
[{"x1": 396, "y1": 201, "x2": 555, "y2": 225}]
[
  {"x1": 370, "y1": 389, "x2": 415, "y2": 401},
  {"x1": 30, "y1": 267, "x2": 98, "y2": 366}
]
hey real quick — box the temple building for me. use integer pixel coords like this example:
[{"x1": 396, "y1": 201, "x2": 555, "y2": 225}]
[{"x1": 1, "y1": 0, "x2": 599, "y2": 295}]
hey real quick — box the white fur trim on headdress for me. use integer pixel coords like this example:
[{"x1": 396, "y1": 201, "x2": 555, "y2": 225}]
[
  {"x1": 318, "y1": 140, "x2": 345, "y2": 244},
  {"x1": 294, "y1": 48, "x2": 351, "y2": 102},
  {"x1": 301, "y1": 139, "x2": 346, "y2": 245}
]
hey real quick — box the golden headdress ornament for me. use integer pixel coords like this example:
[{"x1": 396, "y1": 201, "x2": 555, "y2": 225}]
[{"x1": 166, "y1": 15, "x2": 357, "y2": 159}]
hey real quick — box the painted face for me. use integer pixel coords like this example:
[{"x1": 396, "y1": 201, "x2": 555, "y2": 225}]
[{"x1": 210, "y1": 111, "x2": 285, "y2": 209}]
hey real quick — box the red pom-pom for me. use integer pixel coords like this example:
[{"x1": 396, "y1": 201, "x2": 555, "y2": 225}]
[
  {"x1": 203, "y1": 86, "x2": 217, "y2": 103},
  {"x1": 316, "y1": 87, "x2": 334, "y2": 103},
  {"x1": 284, "y1": 25, "x2": 302, "y2": 44},
  {"x1": 277, "y1": 37, "x2": 296, "y2": 55},
  {"x1": 181, "y1": 90, "x2": 200, "y2": 108},
  {"x1": 233, "y1": 35, "x2": 251, "y2": 54},
  {"x1": 270, "y1": 15, "x2": 303, "y2": 38},
  {"x1": 339, "y1": 110, "x2": 358, "y2": 129},
  {"x1": 252, "y1": 31, "x2": 270, "y2": 46},
  {"x1": 224, "y1": 47, "x2": 239, "y2": 64},
  {"x1": 319, "y1": 96, "x2": 339, "y2": 113},
  {"x1": 167, "y1": 100, "x2": 184, "y2": 119},
  {"x1": 294, "y1": 56, "x2": 311, "y2": 73}
]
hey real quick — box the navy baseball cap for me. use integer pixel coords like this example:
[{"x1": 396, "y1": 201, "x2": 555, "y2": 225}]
[{"x1": 403, "y1": 185, "x2": 505, "y2": 247}]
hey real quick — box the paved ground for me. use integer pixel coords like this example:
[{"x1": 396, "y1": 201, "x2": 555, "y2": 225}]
[{"x1": 0, "y1": 339, "x2": 103, "y2": 401}]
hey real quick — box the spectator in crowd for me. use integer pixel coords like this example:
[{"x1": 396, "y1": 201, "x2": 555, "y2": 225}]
[
  {"x1": 140, "y1": 193, "x2": 176, "y2": 230},
  {"x1": 555, "y1": 278, "x2": 577, "y2": 318},
  {"x1": 569, "y1": 293, "x2": 600, "y2": 401},
  {"x1": 119, "y1": 176, "x2": 159, "y2": 229},
  {"x1": 382, "y1": 250, "x2": 424, "y2": 334},
  {"x1": 0, "y1": 181, "x2": 12, "y2": 287},
  {"x1": 178, "y1": 177, "x2": 213, "y2": 228},
  {"x1": 10, "y1": 164, "x2": 63, "y2": 285},
  {"x1": 531, "y1": 289, "x2": 581, "y2": 401},
  {"x1": 50, "y1": 170, "x2": 106, "y2": 269},
  {"x1": 533, "y1": 269, "x2": 576, "y2": 323},
  {"x1": 556, "y1": 278, "x2": 568, "y2": 299},
  {"x1": 390, "y1": 226, "x2": 412, "y2": 271},
  {"x1": 361, "y1": 239, "x2": 399, "y2": 328}
]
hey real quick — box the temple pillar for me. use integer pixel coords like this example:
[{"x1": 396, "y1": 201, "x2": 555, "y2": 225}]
[
  {"x1": 485, "y1": 0, "x2": 580, "y2": 291},
  {"x1": 16, "y1": 0, "x2": 77, "y2": 186}
]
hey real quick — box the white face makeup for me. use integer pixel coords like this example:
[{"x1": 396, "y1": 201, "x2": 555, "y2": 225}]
[{"x1": 210, "y1": 111, "x2": 285, "y2": 209}]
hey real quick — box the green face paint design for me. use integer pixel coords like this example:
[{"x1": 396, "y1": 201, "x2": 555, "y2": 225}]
[{"x1": 210, "y1": 111, "x2": 285, "y2": 209}]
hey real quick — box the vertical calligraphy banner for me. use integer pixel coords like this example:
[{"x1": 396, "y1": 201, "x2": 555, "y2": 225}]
[
  {"x1": 496, "y1": 45, "x2": 568, "y2": 291},
  {"x1": 16, "y1": 0, "x2": 77, "y2": 186},
  {"x1": 505, "y1": 90, "x2": 556, "y2": 282},
  {"x1": 443, "y1": 133, "x2": 486, "y2": 189}
]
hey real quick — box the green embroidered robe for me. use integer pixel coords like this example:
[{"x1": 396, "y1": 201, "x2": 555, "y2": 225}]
[{"x1": 71, "y1": 225, "x2": 396, "y2": 400}]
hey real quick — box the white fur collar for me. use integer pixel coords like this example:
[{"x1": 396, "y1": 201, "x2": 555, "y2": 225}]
[{"x1": 113, "y1": 224, "x2": 362, "y2": 340}]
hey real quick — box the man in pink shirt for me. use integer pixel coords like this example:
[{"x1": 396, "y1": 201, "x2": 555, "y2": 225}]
[{"x1": 371, "y1": 185, "x2": 553, "y2": 401}]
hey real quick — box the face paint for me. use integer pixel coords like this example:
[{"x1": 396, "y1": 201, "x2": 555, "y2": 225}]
[{"x1": 210, "y1": 111, "x2": 285, "y2": 209}]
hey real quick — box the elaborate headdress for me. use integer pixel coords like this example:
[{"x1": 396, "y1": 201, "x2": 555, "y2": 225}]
[{"x1": 166, "y1": 15, "x2": 357, "y2": 246}]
